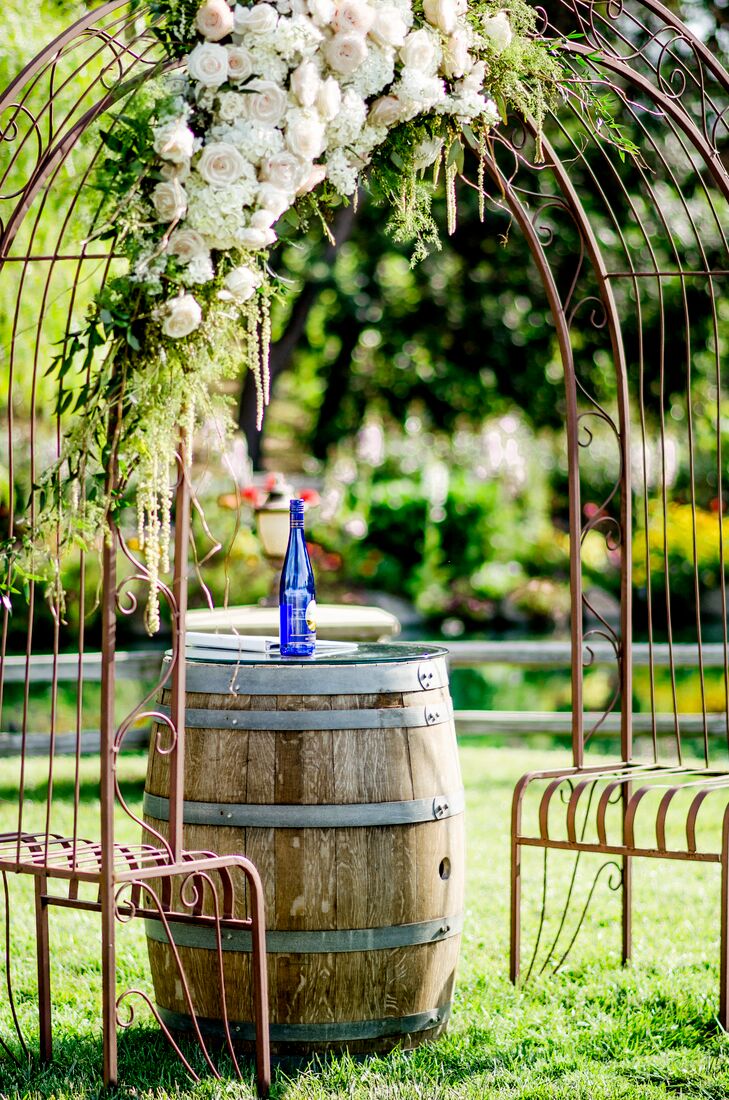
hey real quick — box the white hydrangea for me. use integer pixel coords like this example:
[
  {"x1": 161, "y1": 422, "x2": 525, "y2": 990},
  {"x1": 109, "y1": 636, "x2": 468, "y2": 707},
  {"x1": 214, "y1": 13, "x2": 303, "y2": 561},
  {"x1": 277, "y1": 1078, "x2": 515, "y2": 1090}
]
[
  {"x1": 211, "y1": 119, "x2": 285, "y2": 163},
  {"x1": 326, "y1": 88, "x2": 367, "y2": 148},
  {"x1": 182, "y1": 253, "x2": 216, "y2": 285},
  {"x1": 345, "y1": 41, "x2": 396, "y2": 98},
  {"x1": 273, "y1": 14, "x2": 324, "y2": 62},
  {"x1": 397, "y1": 68, "x2": 446, "y2": 116},
  {"x1": 217, "y1": 91, "x2": 248, "y2": 121},
  {"x1": 326, "y1": 148, "x2": 359, "y2": 194},
  {"x1": 245, "y1": 44, "x2": 290, "y2": 82},
  {"x1": 186, "y1": 177, "x2": 261, "y2": 249}
]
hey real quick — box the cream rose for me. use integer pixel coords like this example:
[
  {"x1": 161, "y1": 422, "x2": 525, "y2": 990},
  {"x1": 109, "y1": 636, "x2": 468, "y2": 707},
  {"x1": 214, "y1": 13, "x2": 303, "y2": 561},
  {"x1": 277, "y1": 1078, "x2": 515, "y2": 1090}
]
[
  {"x1": 234, "y1": 2, "x2": 278, "y2": 33},
  {"x1": 162, "y1": 294, "x2": 202, "y2": 338},
  {"x1": 442, "y1": 28, "x2": 471, "y2": 78},
  {"x1": 399, "y1": 28, "x2": 438, "y2": 73},
  {"x1": 219, "y1": 265, "x2": 261, "y2": 302},
  {"x1": 308, "y1": 0, "x2": 335, "y2": 25},
  {"x1": 332, "y1": 0, "x2": 375, "y2": 36},
  {"x1": 261, "y1": 150, "x2": 309, "y2": 192},
  {"x1": 197, "y1": 141, "x2": 248, "y2": 185},
  {"x1": 256, "y1": 183, "x2": 292, "y2": 217},
  {"x1": 187, "y1": 42, "x2": 229, "y2": 87},
  {"x1": 324, "y1": 32, "x2": 368, "y2": 74},
  {"x1": 168, "y1": 227, "x2": 209, "y2": 263},
  {"x1": 481, "y1": 10, "x2": 513, "y2": 53},
  {"x1": 196, "y1": 0, "x2": 235, "y2": 40},
  {"x1": 297, "y1": 162, "x2": 327, "y2": 195},
  {"x1": 316, "y1": 76, "x2": 342, "y2": 119},
  {"x1": 152, "y1": 179, "x2": 187, "y2": 222},
  {"x1": 286, "y1": 108, "x2": 326, "y2": 160},
  {"x1": 153, "y1": 118, "x2": 195, "y2": 164},
  {"x1": 226, "y1": 45, "x2": 253, "y2": 81},
  {"x1": 367, "y1": 95, "x2": 403, "y2": 127},
  {"x1": 290, "y1": 61, "x2": 321, "y2": 107},
  {"x1": 242, "y1": 79, "x2": 288, "y2": 126},
  {"x1": 423, "y1": 0, "x2": 456, "y2": 33},
  {"x1": 370, "y1": 7, "x2": 408, "y2": 46},
  {"x1": 160, "y1": 161, "x2": 191, "y2": 181},
  {"x1": 237, "y1": 225, "x2": 277, "y2": 249}
]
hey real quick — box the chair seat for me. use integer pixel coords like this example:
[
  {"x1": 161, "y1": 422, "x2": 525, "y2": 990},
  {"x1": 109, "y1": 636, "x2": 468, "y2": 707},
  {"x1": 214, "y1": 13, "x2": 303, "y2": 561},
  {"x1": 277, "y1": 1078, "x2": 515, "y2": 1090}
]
[
  {"x1": 516, "y1": 761, "x2": 729, "y2": 860},
  {"x1": 0, "y1": 830, "x2": 207, "y2": 881}
]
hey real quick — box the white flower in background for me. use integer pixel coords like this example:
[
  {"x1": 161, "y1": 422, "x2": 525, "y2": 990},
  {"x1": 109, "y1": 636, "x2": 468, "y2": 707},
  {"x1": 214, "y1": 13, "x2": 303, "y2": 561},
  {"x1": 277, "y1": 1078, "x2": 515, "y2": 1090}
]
[
  {"x1": 413, "y1": 135, "x2": 443, "y2": 169},
  {"x1": 423, "y1": 0, "x2": 457, "y2": 33},
  {"x1": 369, "y1": 6, "x2": 408, "y2": 46},
  {"x1": 196, "y1": 0, "x2": 235, "y2": 41},
  {"x1": 234, "y1": 2, "x2": 279, "y2": 33},
  {"x1": 226, "y1": 45, "x2": 253, "y2": 81},
  {"x1": 197, "y1": 141, "x2": 250, "y2": 185},
  {"x1": 399, "y1": 28, "x2": 440, "y2": 74},
  {"x1": 219, "y1": 265, "x2": 262, "y2": 301},
  {"x1": 241, "y1": 79, "x2": 288, "y2": 125},
  {"x1": 316, "y1": 76, "x2": 342, "y2": 119},
  {"x1": 162, "y1": 294, "x2": 202, "y2": 338},
  {"x1": 261, "y1": 150, "x2": 310, "y2": 191},
  {"x1": 187, "y1": 42, "x2": 229, "y2": 86},
  {"x1": 286, "y1": 107, "x2": 327, "y2": 159},
  {"x1": 153, "y1": 118, "x2": 196, "y2": 164},
  {"x1": 481, "y1": 10, "x2": 513, "y2": 53},
  {"x1": 291, "y1": 61, "x2": 321, "y2": 107},
  {"x1": 167, "y1": 227, "x2": 209, "y2": 262},
  {"x1": 327, "y1": 87, "x2": 367, "y2": 145},
  {"x1": 297, "y1": 162, "x2": 327, "y2": 194},
  {"x1": 308, "y1": 0, "x2": 335, "y2": 25},
  {"x1": 325, "y1": 32, "x2": 368, "y2": 74},
  {"x1": 153, "y1": 179, "x2": 187, "y2": 222},
  {"x1": 332, "y1": 0, "x2": 375, "y2": 36},
  {"x1": 237, "y1": 225, "x2": 277, "y2": 248},
  {"x1": 326, "y1": 147, "x2": 358, "y2": 194},
  {"x1": 442, "y1": 28, "x2": 472, "y2": 78},
  {"x1": 183, "y1": 253, "x2": 216, "y2": 284},
  {"x1": 217, "y1": 91, "x2": 247, "y2": 121},
  {"x1": 368, "y1": 94, "x2": 403, "y2": 126}
]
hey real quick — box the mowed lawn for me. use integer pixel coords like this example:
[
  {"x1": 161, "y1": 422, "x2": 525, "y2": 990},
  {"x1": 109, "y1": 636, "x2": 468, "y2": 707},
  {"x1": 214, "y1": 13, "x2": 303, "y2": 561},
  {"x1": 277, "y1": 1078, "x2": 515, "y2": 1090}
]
[{"x1": 1, "y1": 743, "x2": 729, "y2": 1098}]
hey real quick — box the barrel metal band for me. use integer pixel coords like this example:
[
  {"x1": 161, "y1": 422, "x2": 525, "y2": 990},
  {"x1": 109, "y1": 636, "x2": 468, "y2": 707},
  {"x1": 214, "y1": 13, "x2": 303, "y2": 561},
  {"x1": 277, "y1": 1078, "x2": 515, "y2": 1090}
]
[
  {"x1": 154, "y1": 700, "x2": 453, "y2": 731},
  {"x1": 143, "y1": 788, "x2": 465, "y2": 828},
  {"x1": 145, "y1": 913, "x2": 463, "y2": 954},
  {"x1": 177, "y1": 656, "x2": 449, "y2": 696},
  {"x1": 157, "y1": 1004, "x2": 450, "y2": 1043}
]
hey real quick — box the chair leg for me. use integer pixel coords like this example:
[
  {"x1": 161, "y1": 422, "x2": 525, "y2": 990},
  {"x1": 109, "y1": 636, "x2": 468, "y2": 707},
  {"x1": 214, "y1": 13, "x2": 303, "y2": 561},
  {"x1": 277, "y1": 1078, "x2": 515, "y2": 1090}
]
[
  {"x1": 34, "y1": 876, "x2": 52, "y2": 1064},
  {"x1": 510, "y1": 835, "x2": 521, "y2": 984},
  {"x1": 101, "y1": 892, "x2": 118, "y2": 1086},
  {"x1": 622, "y1": 853, "x2": 632, "y2": 965},
  {"x1": 721, "y1": 826, "x2": 729, "y2": 1031}
]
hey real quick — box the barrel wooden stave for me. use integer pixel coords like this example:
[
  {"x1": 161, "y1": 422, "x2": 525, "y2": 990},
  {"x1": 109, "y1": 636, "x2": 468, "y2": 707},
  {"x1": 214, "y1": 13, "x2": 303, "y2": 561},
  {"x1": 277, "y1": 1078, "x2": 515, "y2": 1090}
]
[{"x1": 144, "y1": 659, "x2": 463, "y2": 1056}]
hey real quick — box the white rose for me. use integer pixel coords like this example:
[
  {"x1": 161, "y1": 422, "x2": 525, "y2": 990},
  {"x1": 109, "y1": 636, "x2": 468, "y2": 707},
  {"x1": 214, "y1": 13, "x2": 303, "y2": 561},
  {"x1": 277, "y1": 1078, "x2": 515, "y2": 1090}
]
[
  {"x1": 160, "y1": 160, "x2": 191, "y2": 181},
  {"x1": 286, "y1": 107, "x2": 326, "y2": 159},
  {"x1": 308, "y1": 0, "x2": 334, "y2": 24},
  {"x1": 153, "y1": 118, "x2": 196, "y2": 164},
  {"x1": 290, "y1": 60, "x2": 321, "y2": 107},
  {"x1": 162, "y1": 294, "x2": 202, "y2": 338},
  {"x1": 226, "y1": 44, "x2": 253, "y2": 81},
  {"x1": 261, "y1": 150, "x2": 309, "y2": 191},
  {"x1": 217, "y1": 90, "x2": 247, "y2": 120},
  {"x1": 332, "y1": 0, "x2": 374, "y2": 36},
  {"x1": 219, "y1": 264, "x2": 261, "y2": 301},
  {"x1": 257, "y1": 183, "x2": 292, "y2": 216},
  {"x1": 462, "y1": 58, "x2": 485, "y2": 91},
  {"x1": 481, "y1": 10, "x2": 513, "y2": 53},
  {"x1": 196, "y1": 0, "x2": 235, "y2": 40},
  {"x1": 324, "y1": 32, "x2": 368, "y2": 74},
  {"x1": 316, "y1": 76, "x2": 341, "y2": 119},
  {"x1": 442, "y1": 28, "x2": 471, "y2": 78},
  {"x1": 242, "y1": 79, "x2": 288, "y2": 125},
  {"x1": 187, "y1": 42, "x2": 229, "y2": 87},
  {"x1": 198, "y1": 141, "x2": 248, "y2": 184},
  {"x1": 297, "y1": 162, "x2": 326, "y2": 194},
  {"x1": 399, "y1": 28, "x2": 438, "y2": 73},
  {"x1": 168, "y1": 227, "x2": 209, "y2": 262},
  {"x1": 367, "y1": 95, "x2": 403, "y2": 127},
  {"x1": 423, "y1": 0, "x2": 456, "y2": 33},
  {"x1": 238, "y1": 225, "x2": 277, "y2": 248},
  {"x1": 152, "y1": 179, "x2": 187, "y2": 222},
  {"x1": 234, "y1": 2, "x2": 278, "y2": 33},
  {"x1": 369, "y1": 7, "x2": 407, "y2": 46}
]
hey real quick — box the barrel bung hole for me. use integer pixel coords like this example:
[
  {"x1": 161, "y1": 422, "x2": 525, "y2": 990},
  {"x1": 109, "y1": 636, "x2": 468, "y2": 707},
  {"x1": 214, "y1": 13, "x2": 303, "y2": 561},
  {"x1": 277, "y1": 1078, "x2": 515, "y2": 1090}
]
[{"x1": 439, "y1": 857, "x2": 451, "y2": 881}]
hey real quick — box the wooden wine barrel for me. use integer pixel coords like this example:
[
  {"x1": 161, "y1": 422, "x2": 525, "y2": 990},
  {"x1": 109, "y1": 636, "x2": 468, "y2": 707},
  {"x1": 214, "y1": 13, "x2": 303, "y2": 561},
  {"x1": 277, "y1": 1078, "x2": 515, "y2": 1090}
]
[{"x1": 143, "y1": 642, "x2": 464, "y2": 1058}]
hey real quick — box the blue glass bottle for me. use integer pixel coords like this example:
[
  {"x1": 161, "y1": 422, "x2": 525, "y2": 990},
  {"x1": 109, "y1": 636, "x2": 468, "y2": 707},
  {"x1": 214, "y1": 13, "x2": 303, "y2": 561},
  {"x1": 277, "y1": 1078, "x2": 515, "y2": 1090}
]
[{"x1": 279, "y1": 498, "x2": 316, "y2": 656}]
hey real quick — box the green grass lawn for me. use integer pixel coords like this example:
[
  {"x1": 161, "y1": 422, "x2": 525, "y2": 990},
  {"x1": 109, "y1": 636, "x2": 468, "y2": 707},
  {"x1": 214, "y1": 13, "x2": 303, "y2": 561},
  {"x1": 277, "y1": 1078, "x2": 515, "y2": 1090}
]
[{"x1": 2, "y1": 744, "x2": 729, "y2": 1098}]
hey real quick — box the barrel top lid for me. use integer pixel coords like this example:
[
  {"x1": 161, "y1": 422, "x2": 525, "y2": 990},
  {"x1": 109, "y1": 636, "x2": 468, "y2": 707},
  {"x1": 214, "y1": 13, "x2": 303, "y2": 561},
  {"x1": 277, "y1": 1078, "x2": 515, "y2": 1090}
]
[{"x1": 168, "y1": 642, "x2": 449, "y2": 666}]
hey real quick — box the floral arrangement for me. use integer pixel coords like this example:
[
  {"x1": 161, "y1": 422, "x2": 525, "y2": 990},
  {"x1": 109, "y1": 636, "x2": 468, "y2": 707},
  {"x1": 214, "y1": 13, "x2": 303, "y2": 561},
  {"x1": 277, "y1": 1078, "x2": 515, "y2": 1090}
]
[{"x1": 3, "y1": 0, "x2": 572, "y2": 630}]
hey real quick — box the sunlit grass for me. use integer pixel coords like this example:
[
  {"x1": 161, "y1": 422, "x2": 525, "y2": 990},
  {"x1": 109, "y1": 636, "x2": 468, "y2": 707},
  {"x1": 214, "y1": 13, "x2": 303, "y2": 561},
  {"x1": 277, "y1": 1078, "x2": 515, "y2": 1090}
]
[{"x1": 1, "y1": 746, "x2": 729, "y2": 1098}]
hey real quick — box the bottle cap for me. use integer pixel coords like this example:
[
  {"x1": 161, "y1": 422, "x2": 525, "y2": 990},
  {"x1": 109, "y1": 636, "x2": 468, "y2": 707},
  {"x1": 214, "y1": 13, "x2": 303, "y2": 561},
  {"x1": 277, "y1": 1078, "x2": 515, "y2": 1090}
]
[{"x1": 289, "y1": 498, "x2": 305, "y2": 515}]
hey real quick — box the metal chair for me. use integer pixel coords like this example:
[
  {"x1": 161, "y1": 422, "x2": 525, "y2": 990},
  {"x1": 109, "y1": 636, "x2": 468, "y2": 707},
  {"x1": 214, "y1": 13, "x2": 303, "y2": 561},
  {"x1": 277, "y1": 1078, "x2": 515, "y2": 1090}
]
[
  {"x1": 0, "y1": 3, "x2": 270, "y2": 1090},
  {"x1": 498, "y1": 0, "x2": 729, "y2": 1021}
]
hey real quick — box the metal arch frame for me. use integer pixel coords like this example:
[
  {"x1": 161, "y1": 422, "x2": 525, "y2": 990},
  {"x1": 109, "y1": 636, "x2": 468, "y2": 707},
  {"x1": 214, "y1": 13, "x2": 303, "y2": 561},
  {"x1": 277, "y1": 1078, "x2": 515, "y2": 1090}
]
[{"x1": 0, "y1": 4, "x2": 270, "y2": 1093}]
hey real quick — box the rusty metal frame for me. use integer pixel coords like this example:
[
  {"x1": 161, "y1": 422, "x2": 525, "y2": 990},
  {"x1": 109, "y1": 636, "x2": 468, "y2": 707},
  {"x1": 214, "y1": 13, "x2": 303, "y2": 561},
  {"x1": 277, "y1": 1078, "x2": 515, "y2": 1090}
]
[{"x1": 0, "y1": 2, "x2": 270, "y2": 1092}]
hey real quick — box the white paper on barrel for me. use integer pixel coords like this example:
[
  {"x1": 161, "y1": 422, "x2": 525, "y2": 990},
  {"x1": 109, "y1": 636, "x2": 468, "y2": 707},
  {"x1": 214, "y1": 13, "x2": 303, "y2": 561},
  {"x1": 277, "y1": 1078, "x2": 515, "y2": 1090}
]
[{"x1": 185, "y1": 631, "x2": 358, "y2": 660}]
